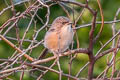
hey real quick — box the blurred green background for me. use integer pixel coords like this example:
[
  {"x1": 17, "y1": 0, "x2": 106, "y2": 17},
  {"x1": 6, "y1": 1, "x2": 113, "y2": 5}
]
[{"x1": 0, "y1": 0, "x2": 120, "y2": 80}]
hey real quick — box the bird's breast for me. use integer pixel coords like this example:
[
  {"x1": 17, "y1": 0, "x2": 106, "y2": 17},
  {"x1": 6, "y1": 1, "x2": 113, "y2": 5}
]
[
  {"x1": 59, "y1": 25, "x2": 74, "y2": 51},
  {"x1": 44, "y1": 24, "x2": 74, "y2": 53}
]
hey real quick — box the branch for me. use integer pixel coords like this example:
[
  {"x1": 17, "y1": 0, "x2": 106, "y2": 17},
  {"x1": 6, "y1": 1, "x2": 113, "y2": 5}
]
[
  {"x1": 0, "y1": 35, "x2": 34, "y2": 61},
  {"x1": 32, "y1": 48, "x2": 88, "y2": 65}
]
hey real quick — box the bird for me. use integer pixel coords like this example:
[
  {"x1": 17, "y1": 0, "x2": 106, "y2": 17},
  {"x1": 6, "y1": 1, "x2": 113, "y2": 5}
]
[
  {"x1": 43, "y1": 16, "x2": 74, "y2": 57},
  {"x1": 31, "y1": 16, "x2": 74, "y2": 76}
]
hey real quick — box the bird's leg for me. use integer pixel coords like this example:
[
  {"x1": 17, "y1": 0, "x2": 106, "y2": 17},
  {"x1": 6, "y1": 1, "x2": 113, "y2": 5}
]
[
  {"x1": 53, "y1": 52, "x2": 62, "y2": 80},
  {"x1": 67, "y1": 48, "x2": 72, "y2": 54}
]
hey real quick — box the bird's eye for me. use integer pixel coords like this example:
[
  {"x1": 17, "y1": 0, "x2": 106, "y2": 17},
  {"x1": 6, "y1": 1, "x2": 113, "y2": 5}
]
[{"x1": 62, "y1": 21, "x2": 68, "y2": 25}]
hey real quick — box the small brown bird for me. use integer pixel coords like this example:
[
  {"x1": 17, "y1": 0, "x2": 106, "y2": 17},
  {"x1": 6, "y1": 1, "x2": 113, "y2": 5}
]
[
  {"x1": 44, "y1": 16, "x2": 74, "y2": 56},
  {"x1": 32, "y1": 16, "x2": 74, "y2": 74}
]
